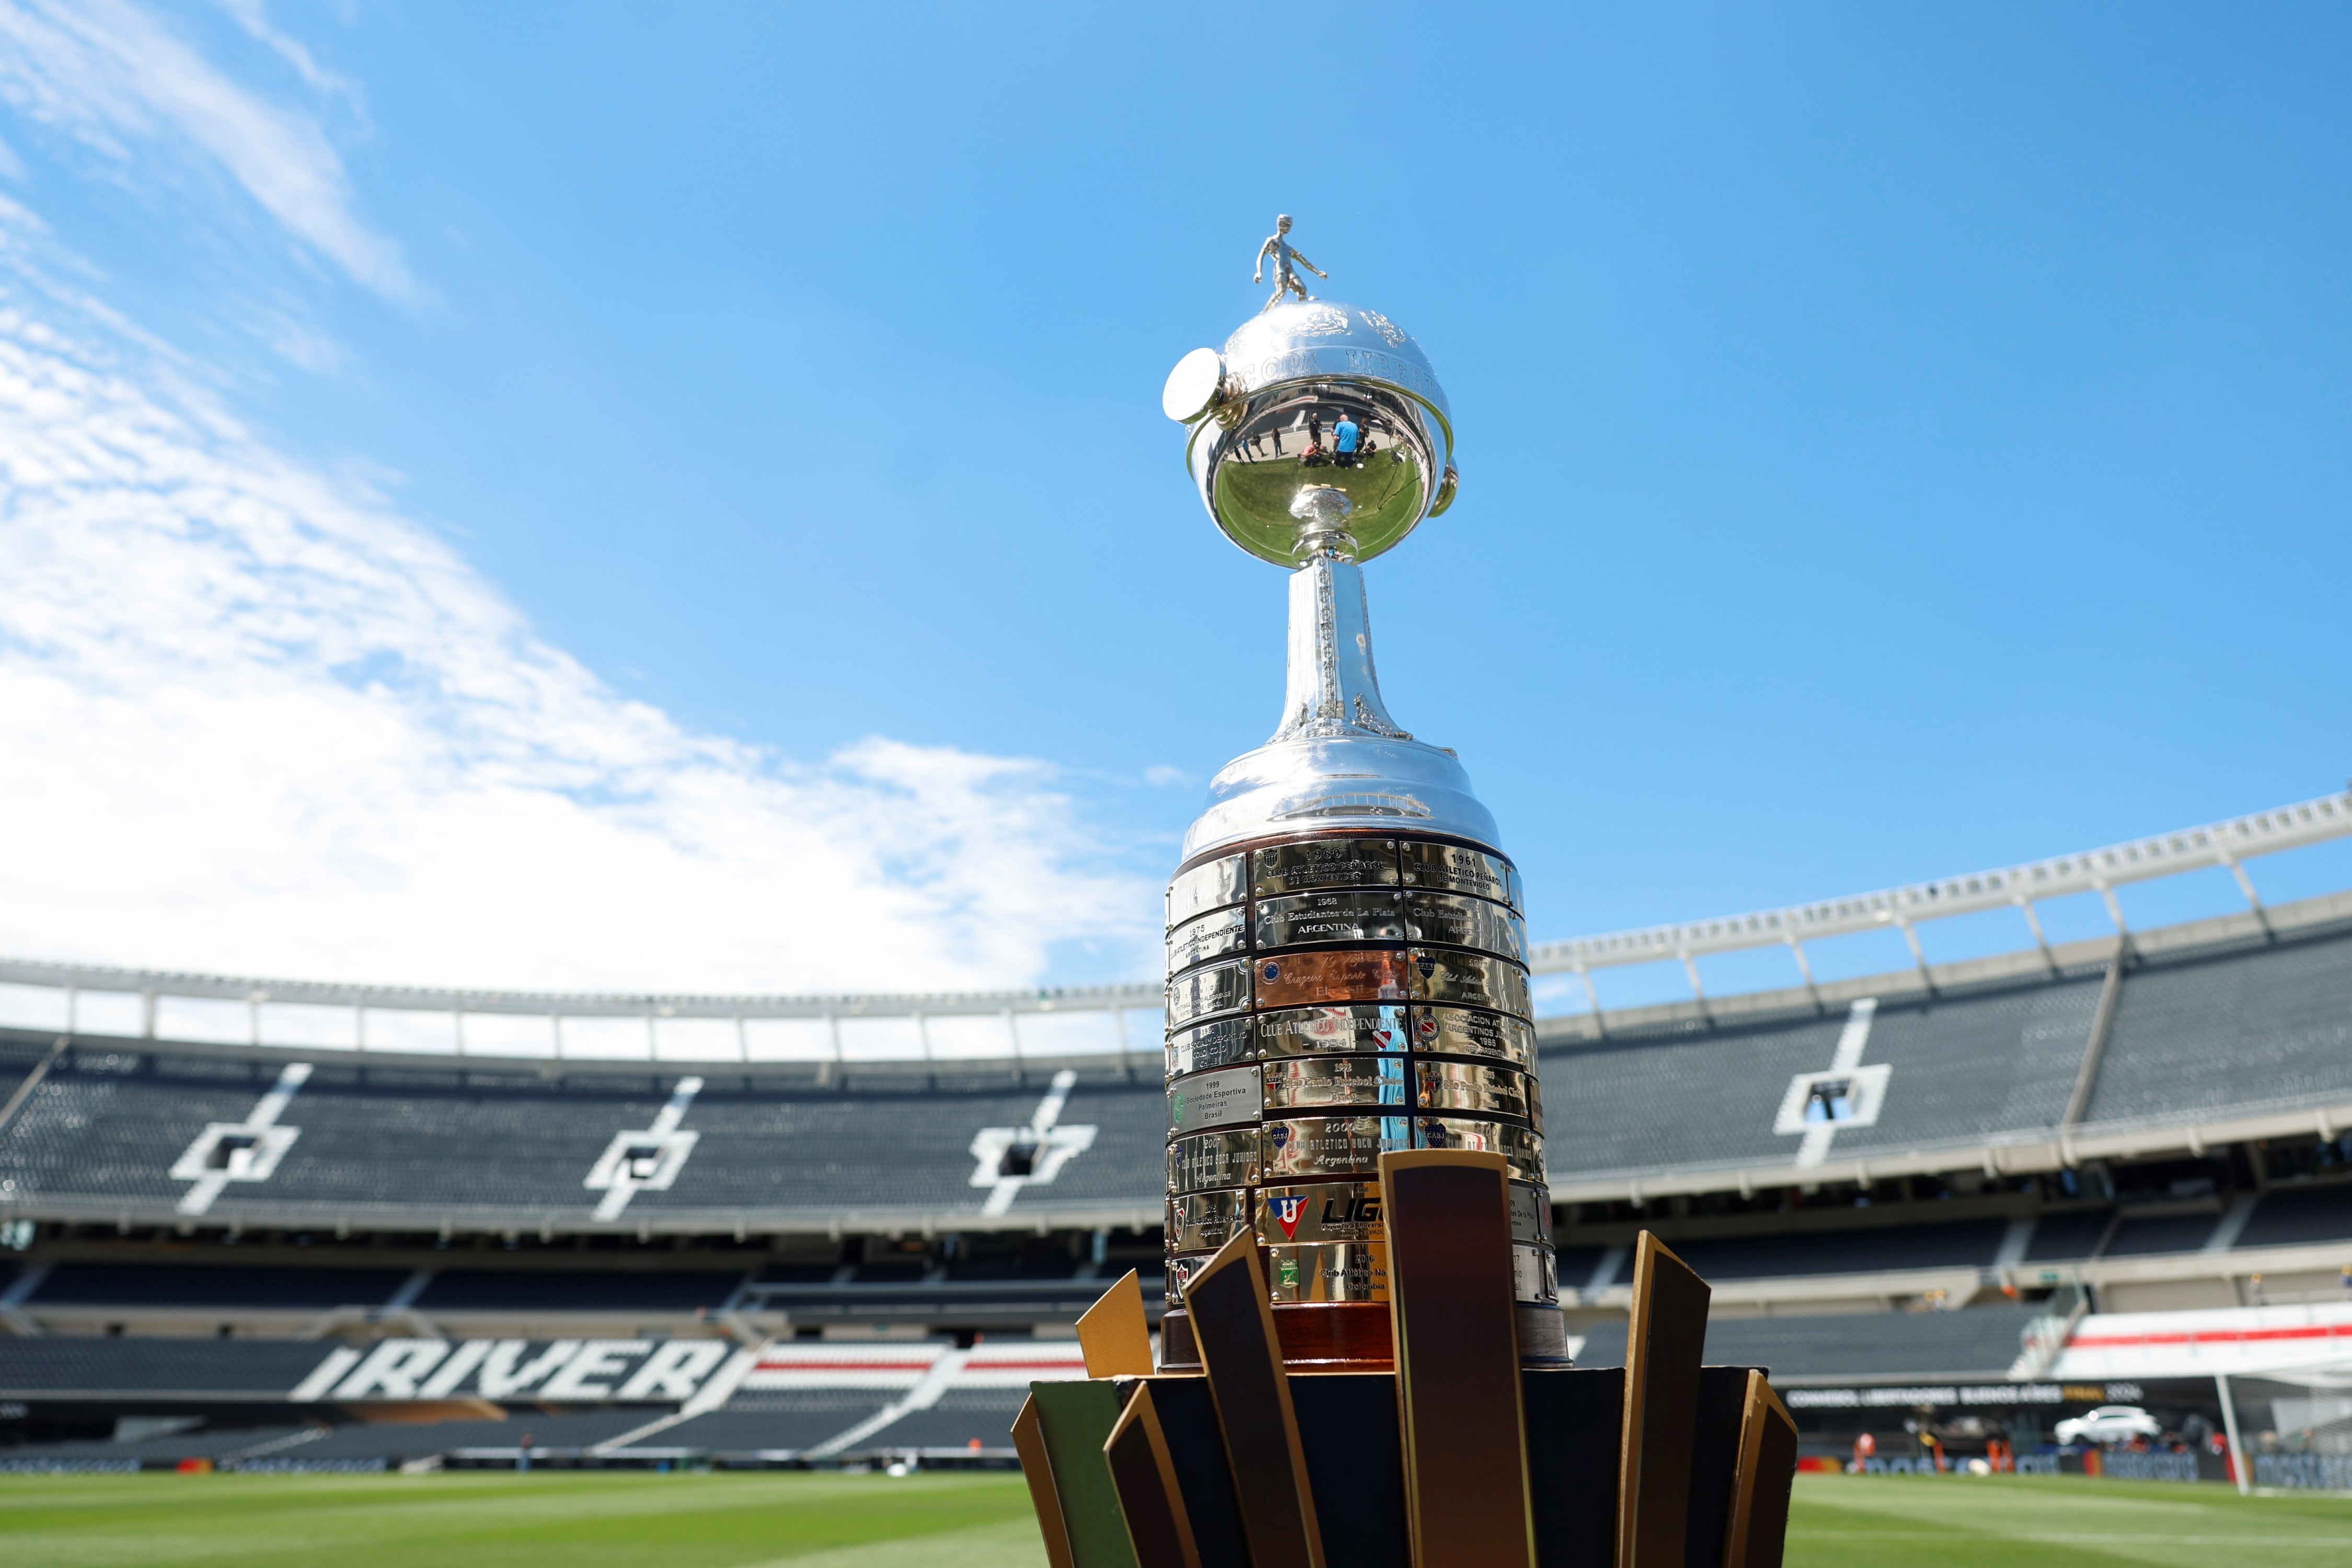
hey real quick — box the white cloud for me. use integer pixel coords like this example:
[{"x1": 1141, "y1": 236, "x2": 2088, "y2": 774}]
[
  {"x1": 243, "y1": 300, "x2": 343, "y2": 372},
  {"x1": 211, "y1": 0, "x2": 358, "y2": 110},
  {"x1": 0, "y1": 0, "x2": 411, "y2": 300},
  {"x1": 0, "y1": 226, "x2": 1154, "y2": 994}
]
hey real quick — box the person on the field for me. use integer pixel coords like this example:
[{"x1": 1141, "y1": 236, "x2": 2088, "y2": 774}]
[{"x1": 1333, "y1": 413, "x2": 1361, "y2": 466}]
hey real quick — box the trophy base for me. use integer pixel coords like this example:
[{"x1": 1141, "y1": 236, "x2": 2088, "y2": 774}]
[
  {"x1": 1158, "y1": 1301, "x2": 1573, "y2": 1371},
  {"x1": 1159, "y1": 1302, "x2": 1393, "y2": 1371}
]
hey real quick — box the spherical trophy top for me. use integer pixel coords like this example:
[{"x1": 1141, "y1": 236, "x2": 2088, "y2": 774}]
[{"x1": 1165, "y1": 297, "x2": 1458, "y2": 568}]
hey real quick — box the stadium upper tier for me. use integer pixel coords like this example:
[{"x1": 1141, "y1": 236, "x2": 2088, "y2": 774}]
[{"x1": 1, "y1": 881, "x2": 2349, "y2": 1236}]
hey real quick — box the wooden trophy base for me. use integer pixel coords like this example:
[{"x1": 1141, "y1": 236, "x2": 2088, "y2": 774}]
[
  {"x1": 1159, "y1": 1302, "x2": 1395, "y2": 1371},
  {"x1": 1027, "y1": 1225, "x2": 1800, "y2": 1568}
]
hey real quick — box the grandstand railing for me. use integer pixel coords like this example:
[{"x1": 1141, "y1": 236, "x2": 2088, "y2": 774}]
[{"x1": 0, "y1": 791, "x2": 2345, "y2": 1064}]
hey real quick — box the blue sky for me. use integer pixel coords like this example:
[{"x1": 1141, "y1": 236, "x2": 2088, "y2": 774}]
[{"x1": 0, "y1": 4, "x2": 2345, "y2": 1001}]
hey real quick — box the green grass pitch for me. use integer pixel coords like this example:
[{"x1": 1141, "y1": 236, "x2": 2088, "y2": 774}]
[{"x1": 2, "y1": 1470, "x2": 2349, "y2": 1566}]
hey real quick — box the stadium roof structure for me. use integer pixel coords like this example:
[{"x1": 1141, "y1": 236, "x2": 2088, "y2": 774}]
[
  {"x1": 0, "y1": 789, "x2": 2343, "y2": 1065},
  {"x1": 1535, "y1": 788, "x2": 2352, "y2": 991}
]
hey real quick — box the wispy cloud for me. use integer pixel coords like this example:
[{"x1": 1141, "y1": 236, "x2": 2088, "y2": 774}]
[
  {"x1": 0, "y1": 0, "x2": 411, "y2": 301},
  {"x1": 211, "y1": 0, "x2": 359, "y2": 110},
  {"x1": 0, "y1": 217, "x2": 1154, "y2": 992}
]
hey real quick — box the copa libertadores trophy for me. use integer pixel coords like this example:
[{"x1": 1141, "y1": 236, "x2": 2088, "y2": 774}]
[{"x1": 1158, "y1": 217, "x2": 1564, "y2": 1371}]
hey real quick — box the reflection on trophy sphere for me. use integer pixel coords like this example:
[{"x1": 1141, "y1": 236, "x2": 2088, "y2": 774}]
[{"x1": 1163, "y1": 298, "x2": 1459, "y2": 567}]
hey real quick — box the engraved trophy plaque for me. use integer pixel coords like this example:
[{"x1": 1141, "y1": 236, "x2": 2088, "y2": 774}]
[{"x1": 1159, "y1": 222, "x2": 1564, "y2": 1371}]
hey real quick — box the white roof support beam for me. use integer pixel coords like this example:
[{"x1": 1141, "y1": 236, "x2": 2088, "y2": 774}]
[
  {"x1": 1529, "y1": 790, "x2": 2352, "y2": 975},
  {"x1": 0, "y1": 791, "x2": 2344, "y2": 1056}
]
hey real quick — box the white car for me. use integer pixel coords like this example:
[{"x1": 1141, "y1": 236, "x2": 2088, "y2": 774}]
[{"x1": 2056, "y1": 1405, "x2": 2165, "y2": 1446}]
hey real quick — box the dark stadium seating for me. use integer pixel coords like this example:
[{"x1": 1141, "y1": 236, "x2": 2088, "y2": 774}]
[
  {"x1": 2101, "y1": 1211, "x2": 2221, "y2": 1257},
  {"x1": 1661, "y1": 1218, "x2": 2008, "y2": 1281},
  {"x1": 746, "y1": 1277, "x2": 1115, "y2": 1321},
  {"x1": 2087, "y1": 929, "x2": 2352, "y2": 1130},
  {"x1": 0, "y1": 1338, "x2": 327, "y2": 1395},
  {"x1": 1541, "y1": 1011, "x2": 1846, "y2": 1179},
  {"x1": 659, "y1": 1392, "x2": 895, "y2": 1454},
  {"x1": 0, "y1": 1409, "x2": 700, "y2": 1469},
  {"x1": 861, "y1": 1388, "x2": 1025, "y2": 1450},
  {"x1": 31, "y1": 1264, "x2": 406, "y2": 1308},
  {"x1": 2019, "y1": 1207, "x2": 2113, "y2": 1262},
  {"x1": 1541, "y1": 972, "x2": 2105, "y2": 1179},
  {"x1": 753, "y1": 1264, "x2": 841, "y2": 1285},
  {"x1": 0, "y1": 1037, "x2": 45, "y2": 1105},
  {"x1": 5, "y1": 919, "x2": 2352, "y2": 1236},
  {"x1": 1575, "y1": 1302, "x2": 2040, "y2": 1380},
  {"x1": 943, "y1": 1247, "x2": 1080, "y2": 1281},
  {"x1": 1552, "y1": 1244, "x2": 1607, "y2": 1289},
  {"x1": 0, "y1": 1424, "x2": 318, "y2": 1467},
  {"x1": 2236, "y1": 1183, "x2": 2352, "y2": 1249},
  {"x1": 1547, "y1": 920, "x2": 2352, "y2": 1186},
  {"x1": 0, "y1": 1042, "x2": 1167, "y2": 1226},
  {"x1": 412, "y1": 1269, "x2": 744, "y2": 1312},
  {"x1": 301, "y1": 1410, "x2": 650, "y2": 1458}
]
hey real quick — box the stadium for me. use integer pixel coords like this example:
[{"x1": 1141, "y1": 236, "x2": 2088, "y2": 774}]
[
  {"x1": 4, "y1": 789, "x2": 2350, "y2": 1501},
  {"x1": 3, "y1": 8, "x2": 2351, "y2": 1567}
]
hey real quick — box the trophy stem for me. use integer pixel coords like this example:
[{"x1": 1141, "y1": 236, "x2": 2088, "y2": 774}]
[{"x1": 1271, "y1": 554, "x2": 1411, "y2": 745}]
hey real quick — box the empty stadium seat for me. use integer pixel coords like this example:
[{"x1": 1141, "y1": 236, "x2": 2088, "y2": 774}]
[
  {"x1": 1575, "y1": 1301, "x2": 2041, "y2": 1380},
  {"x1": 1660, "y1": 1218, "x2": 2008, "y2": 1281},
  {"x1": 31, "y1": 1264, "x2": 406, "y2": 1309},
  {"x1": 1551, "y1": 1244, "x2": 1608, "y2": 1290},
  {"x1": 0, "y1": 1041, "x2": 1163, "y2": 1229},
  {"x1": 412, "y1": 1269, "x2": 744, "y2": 1312},
  {"x1": 295, "y1": 1410, "x2": 648, "y2": 1459},
  {"x1": 942, "y1": 1247, "x2": 1080, "y2": 1282},
  {"x1": 856, "y1": 1388, "x2": 1025, "y2": 1451},
  {"x1": 2019, "y1": 1207, "x2": 2113, "y2": 1262},
  {"x1": 752, "y1": 1264, "x2": 841, "y2": 1285},
  {"x1": 2086, "y1": 926, "x2": 2352, "y2": 1129},
  {"x1": 658, "y1": 1392, "x2": 896, "y2": 1454},
  {"x1": 2236, "y1": 1183, "x2": 2352, "y2": 1249},
  {"x1": 0, "y1": 1423, "x2": 318, "y2": 1467},
  {"x1": 1540, "y1": 973, "x2": 2107, "y2": 1181},
  {"x1": 0, "y1": 1337, "x2": 333, "y2": 1396},
  {"x1": 2101, "y1": 1211, "x2": 2221, "y2": 1256}
]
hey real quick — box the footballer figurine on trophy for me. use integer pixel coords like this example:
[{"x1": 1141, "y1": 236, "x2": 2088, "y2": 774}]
[{"x1": 1158, "y1": 218, "x2": 1564, "y2": 1372}]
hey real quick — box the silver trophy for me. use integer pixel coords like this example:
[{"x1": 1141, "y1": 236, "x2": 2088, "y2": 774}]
[{"x1": 1157, "y1": 221, "x2": 1562, "y2": 1370}]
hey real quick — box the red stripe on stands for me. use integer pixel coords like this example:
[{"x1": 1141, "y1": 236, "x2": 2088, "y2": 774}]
[{"x1": 2070, "y1": 1324, "x2": 2352, "y2": 1348}]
